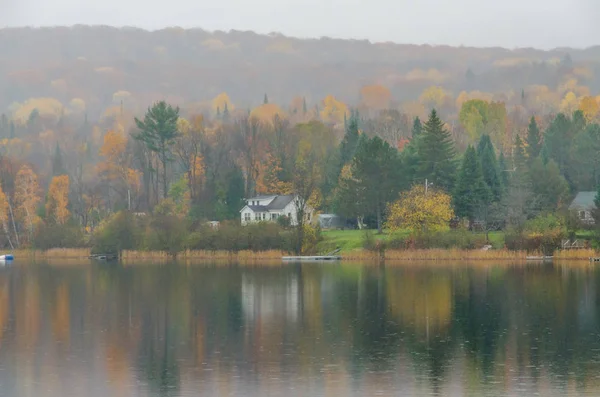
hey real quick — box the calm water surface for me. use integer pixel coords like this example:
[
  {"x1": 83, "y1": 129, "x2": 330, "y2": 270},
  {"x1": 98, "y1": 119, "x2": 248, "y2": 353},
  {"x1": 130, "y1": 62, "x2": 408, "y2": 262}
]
[{"x1": 0, "y1": 262, "x2": 599, "y2": 396}]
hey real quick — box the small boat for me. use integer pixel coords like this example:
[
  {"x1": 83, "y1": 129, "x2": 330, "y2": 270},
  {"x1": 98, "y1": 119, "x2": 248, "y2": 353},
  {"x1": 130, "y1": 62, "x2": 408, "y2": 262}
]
[
  {"x1": 0, "y1": 254, "x2": 14, "y2": 261},
  {"x1": 89, "y1": 253, "x2": 119, "y2": 262}
]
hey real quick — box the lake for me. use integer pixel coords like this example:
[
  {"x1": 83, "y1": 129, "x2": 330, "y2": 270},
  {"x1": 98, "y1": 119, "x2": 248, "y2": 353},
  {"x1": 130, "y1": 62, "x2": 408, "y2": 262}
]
[{"x1": 0, "y1": 262, "x2": 599, "y2": 396}]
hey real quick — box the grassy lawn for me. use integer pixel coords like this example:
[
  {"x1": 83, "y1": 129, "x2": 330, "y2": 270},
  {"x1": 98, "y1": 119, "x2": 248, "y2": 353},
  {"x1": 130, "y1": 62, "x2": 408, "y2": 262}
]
[{"x1": 318, "y1": 229, "x2": 507, "y2": 253}]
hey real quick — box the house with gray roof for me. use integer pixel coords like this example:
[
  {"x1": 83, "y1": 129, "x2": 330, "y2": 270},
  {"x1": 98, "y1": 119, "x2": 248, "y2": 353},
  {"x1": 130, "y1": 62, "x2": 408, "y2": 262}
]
[
  {"x1": 569, "y1": 191, "x2": 597, "y2": 225},
  {"x1": 240, "y1": 194, "x2": 313, "y2": 226}
]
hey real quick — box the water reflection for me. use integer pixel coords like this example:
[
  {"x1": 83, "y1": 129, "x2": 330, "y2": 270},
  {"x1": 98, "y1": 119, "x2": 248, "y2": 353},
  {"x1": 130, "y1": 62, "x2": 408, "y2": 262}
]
[{"x1": 0, "y1": 263, "x2": 599, "y2": 396}]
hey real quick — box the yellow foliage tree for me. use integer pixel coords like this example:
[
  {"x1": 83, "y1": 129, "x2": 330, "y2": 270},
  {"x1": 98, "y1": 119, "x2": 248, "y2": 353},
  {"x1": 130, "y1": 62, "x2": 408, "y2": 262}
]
[
  {"x1": 0, "y1": 184, "x2": 12, "y2": 248},
  {"x1": 320, "y1": 95, "x2": 348, "y2": 124},
  {"x1": 579, "y1": 96, "x2": 599, "y2": 122},
  {"x1": 13, "y1": 97, "x2": 65, "y2": 124},
  {"x1": 46, "y1": 175, "x2": 70, "y2": 225},
  {"x1": 250, "y1": 103, "x2": 287, "y2": 126},
  {"x1": 419, "y1": 86, "x2": 451, "y2": 110},
  {"x1": 560, "y1": 91, "x2": 579, "y2": 114},
  {"x1": 211, "y1": 92, "x2": 234, "y2": 114},
  {"x1": 14, "y1": 165, "x2": 42, "y2": 240},
  {"x1": 255, "y1": 153, "x2": 292, "y2": 195},
  {"x1": 386, "y1": 185, "x2": 454, "y2": 233},
  {"x1": 359, "y1": 84, "x2": 392, "y2": 110}
]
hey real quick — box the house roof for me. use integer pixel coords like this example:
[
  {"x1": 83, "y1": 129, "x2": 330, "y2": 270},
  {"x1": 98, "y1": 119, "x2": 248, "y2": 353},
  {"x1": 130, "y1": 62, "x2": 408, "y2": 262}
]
[
  {"x1": 569, "y1": 191, "x2": 597, "y2": 210},
  {"x1": 266, "y1": 195, "x2": 295, "y2": 210},
  {"x1": 246, "y1": 195, "x2": 277, "y2": 201},
  {"x1": 242, "y1": 194, "x2": 295, "y2": 213},
  {"x1": 247, "y1": 205, "x2": 270, "y2": 212}
]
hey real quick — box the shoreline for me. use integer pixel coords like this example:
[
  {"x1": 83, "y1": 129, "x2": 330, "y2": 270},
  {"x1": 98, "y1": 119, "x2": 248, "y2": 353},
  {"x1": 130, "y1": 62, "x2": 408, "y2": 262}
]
[{"x1": 6, "y1": 248, "x2": 600, "y2": 263}]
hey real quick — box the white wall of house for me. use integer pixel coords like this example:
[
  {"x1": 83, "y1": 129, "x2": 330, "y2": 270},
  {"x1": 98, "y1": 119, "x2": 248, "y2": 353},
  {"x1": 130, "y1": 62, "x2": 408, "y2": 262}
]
[{"x1": 240, "y1": 198, "x2": 314, "y2": 226}]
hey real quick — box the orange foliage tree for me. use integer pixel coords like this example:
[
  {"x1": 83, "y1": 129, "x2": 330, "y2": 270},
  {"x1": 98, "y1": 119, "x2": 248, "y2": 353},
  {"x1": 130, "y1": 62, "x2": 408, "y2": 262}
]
[
  {"x1": 360, "y1": 84, "x2": 392, "y2": 110},
  {"x1": 14, "y1": 165, "x2": 41, "y2": 241},
  {"x1": 46, "y1": 175, "x2": 70, "y2": 225}
]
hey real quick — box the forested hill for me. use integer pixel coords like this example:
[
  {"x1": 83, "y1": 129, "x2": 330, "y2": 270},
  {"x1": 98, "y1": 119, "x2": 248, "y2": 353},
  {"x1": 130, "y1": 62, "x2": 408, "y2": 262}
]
[{"x1": 1, "y1": 26, "x2": 599, "y2": 119}]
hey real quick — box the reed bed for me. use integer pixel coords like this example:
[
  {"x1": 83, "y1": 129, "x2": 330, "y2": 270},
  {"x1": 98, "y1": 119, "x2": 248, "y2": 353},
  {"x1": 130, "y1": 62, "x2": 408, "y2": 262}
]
[
  {"x1": 120, "y1": 249, "x2": 285, "y2": 265},
  {"x1": 553, "y1": 249, "x2": 600, "y2": 261},
  {"x1": 12, "y1": 248, "x2": 91, "y2": 259},
  {"x1": 382, "y1": 249, "x2": 529, "y2": 262}
]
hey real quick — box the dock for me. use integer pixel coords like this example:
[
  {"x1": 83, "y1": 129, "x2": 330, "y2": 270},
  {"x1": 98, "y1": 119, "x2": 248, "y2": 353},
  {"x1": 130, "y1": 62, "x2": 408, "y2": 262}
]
[
  {"x1": 526, "y1": 256, "x2": 554, "y2": 261},
  {"x1": 282, "y1": 255, "x2": 342, "y2": 261}
]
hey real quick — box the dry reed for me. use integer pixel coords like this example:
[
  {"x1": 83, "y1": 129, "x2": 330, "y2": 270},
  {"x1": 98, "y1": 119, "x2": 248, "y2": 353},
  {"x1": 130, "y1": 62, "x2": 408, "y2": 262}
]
[
  {"x1": 12, "y1": 248, "x2": 91, "y2": 260},
  {"x1": 382, "y1": 249, "x2": 529, "y2": 262},
  {"x1": 553, "y1": 249, "x2": 600, "y2": 261}
]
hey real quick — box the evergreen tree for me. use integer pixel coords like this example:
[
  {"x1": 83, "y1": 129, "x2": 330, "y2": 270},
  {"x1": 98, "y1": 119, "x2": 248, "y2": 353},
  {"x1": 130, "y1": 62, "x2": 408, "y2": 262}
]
[
  {"x1": 498, "y1": 151, "x2": 509, "y2": 189},
  {"x1": 480, "y1": 140, "x2": 503, "y2": 202},
  {"x1": 226, "y1": 166, "x2": 246, "y2": 219},
  {"x1": 514, "y1": 134, "x2": 527, "y2": 172},
  {"x1": 223, "y1": 103, "x2": 230, "y2": 122},
  {"x1": 9, "y1": 121, "x2": 15, "y2": 139},
  {"x1": 476, "y1": 134, "x2": 492, "y2": 157},
  {"x1": 263, "y1": 94, "x2": 269, "y2": 104},
  {"x1": 351, "y1": 135, "x2": 404, "y2": 232},
  {"x1": 416, "y1": 109, "x2": 457, "y2": 192},
  {"x1": 525, "y1": 116, "x2": 541, "y2": 161},
  {"x1": 216, "y1": 106, "x2": 221, "y2": 119},
  {"x1": 134, "y1": 101, "x2": 181, "y2": 200},
  {"x1": 339, "y1": 110, "x2": 360, "y2": 165},
  {"x1": 529, "y1": 157, "x2": 569, "y2": 212},
  {"x1": 302, "y1": 97, "x2": 307, "y2": 114},
  {"x1": 52, "y1": 144, "x2": 66, "y2": 176},
  {"x1": 453, "y1": 146, "x2": 490, "y2": 224},
  {"x1": 543, "y1": 113, "x2": 572, "y2": 174},
  {"x1": 0, "y1": 114, "x2": 7, "y2": 138},
  {"x1": 411, "y1": 116, "x2": 422, "y2": 138}
]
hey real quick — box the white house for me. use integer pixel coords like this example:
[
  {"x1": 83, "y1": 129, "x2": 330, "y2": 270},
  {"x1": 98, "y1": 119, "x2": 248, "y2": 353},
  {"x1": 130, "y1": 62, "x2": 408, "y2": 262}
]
[
  {"x1": 240, "y1": 194, "x2": 313, "y2": 226},
  {"x1": 569, "y1": 191, "x2": 597, "y2": 225}
]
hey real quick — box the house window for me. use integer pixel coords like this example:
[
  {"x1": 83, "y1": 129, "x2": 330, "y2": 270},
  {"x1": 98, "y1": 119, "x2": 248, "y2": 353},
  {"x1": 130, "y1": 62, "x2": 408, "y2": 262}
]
[
  {"x1": 288, "y1": 213, "x2": 291, "y2": 218},
  {"x1": 579, "y1": 210, "x2": 586, "y2": 219},
  {"x1": 262, "y1": 213, "x2": 266, "y2": 220},
  {"x1": 271, "y1": 213, "x2": 278, "y2": 220},
  {"x1": 255, "y1": 213, "x2": 261, "y2": 220},
  {"x1": 244, "y1": 213, "x2": 251, "y2": 222}
]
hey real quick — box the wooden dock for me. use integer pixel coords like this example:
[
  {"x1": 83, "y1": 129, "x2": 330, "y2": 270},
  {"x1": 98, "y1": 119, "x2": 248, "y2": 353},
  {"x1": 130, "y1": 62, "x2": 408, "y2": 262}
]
[
  {"x1": 282, "y1": 255, "x2": 342, "y2": 261},
  {"x1": 526, "y1": 256, "x2": 554, "y2": 261}
]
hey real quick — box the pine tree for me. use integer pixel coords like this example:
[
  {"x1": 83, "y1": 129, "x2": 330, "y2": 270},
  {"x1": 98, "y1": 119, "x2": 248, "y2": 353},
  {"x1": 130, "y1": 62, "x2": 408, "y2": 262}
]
[
  {"x1": 411, "y1": 116, "x2": 422, "y2": 138},
  {"x1": 339, "y1": 110, "x2": 360, "y2": 165},
  {"x1": 302, "y1": 97, "x2": 307, "y2": 115},
  {"x1": 514, "y1": 134, "x2": 527, "y2": 172},
  {"x1": 134, "y1": 101, "x2": 181, "y2": 200},
  {"x1": 525, "y1": 116, "x2": 541, "y2": 161},
  {"x1": 263, "y1": 94, "x2": 269, "y2": 104},
  {"x1": 416, "y1": 109, "x2": 457, "y2": 192},
  {"x1": 216, "y1": 106, "x2": 221, "y2": 119},
  {"x1": 479, "y1": 139, "x2": 502, "y2": 202},
  {"x1": 453, "y1": 146, "x2": 490, "y2": 224},
  {"x1": 223, "y1": 103, "x2": 230, "y2": 121},
  {"x1": 351, "y1": 135, "x2": 404, "y2": 233},
  {"x1": 476, "y1": 134, "x2": 492, "y2": 157}
]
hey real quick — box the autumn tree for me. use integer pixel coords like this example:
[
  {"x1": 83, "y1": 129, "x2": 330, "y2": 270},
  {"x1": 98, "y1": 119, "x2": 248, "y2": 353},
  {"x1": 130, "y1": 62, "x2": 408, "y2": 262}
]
[
  {"x1": 386, "y1": 184, "x2": 454, "y2": 233},
  {"x1": 46, "y1": 175, "x2": 70, "y2": 225},
  {"x1": 14, "y1": 165, "x2": 41, "y2": 242},
  {"x1": 290, "y1": 121, "x2": 334, "y2": 253},
  {"x1": 416, "y1": 109, "x2": 457, "y2": 192},
  {"x1": 580, "y1": 96, "x2": 599, "y2": 122},
  {"x1": 174, "y1": 116, "x2": 205, "y2": 202},
  {"x1": 359, "y1": 84, "x2": 392, "y2": 111},
  {"x1": 0, "y1": 184, "x2": 13, "y2": 249},
  {"x1": 134, "y1": 101, "x2": 180, "y2": 200}
]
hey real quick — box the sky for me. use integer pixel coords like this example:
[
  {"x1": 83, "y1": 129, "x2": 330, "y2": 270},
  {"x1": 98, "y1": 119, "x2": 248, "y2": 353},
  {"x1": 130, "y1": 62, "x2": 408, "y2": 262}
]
[{"x1": 3, "y1": 0, "x2": 598, "y2": 49}]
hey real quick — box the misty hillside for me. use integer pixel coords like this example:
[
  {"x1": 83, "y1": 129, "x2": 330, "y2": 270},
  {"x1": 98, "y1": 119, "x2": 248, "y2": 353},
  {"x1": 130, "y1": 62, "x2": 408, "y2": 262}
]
[{"x1": 1, "y1": 26, "x2": 599, "y2": 119}]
